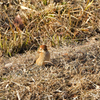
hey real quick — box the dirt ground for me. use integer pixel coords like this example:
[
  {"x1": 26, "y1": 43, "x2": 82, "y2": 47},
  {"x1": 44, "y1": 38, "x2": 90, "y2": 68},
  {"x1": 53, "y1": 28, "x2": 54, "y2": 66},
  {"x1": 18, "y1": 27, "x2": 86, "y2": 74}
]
[{"x1": 0, "y1": 35, "x2": 100, "y2": 100}]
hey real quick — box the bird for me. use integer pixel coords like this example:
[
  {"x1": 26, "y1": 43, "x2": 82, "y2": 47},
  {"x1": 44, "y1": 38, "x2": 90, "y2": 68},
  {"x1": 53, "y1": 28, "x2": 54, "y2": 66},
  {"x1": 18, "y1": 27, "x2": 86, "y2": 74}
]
[{"x1": 35, "y1": 45, "x2": 50, "y2": 66}]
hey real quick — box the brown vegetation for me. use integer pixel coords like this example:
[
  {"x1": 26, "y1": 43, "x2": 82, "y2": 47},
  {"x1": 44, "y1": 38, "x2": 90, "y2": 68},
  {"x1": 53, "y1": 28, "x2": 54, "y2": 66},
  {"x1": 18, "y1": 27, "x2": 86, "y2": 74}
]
[
  {"x1": 0, "y1": 0, "x2": 100, "y2": 55},
  {"x1": 0, "y1": 0, "x2": 100, "y2": 100}
]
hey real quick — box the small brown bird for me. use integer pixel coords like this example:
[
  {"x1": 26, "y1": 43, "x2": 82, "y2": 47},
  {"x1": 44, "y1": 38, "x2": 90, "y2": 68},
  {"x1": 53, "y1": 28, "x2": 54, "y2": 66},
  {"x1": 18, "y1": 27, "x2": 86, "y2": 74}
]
[{"x1": 36, "y1": 45, "x2": 50, "y2": 66}]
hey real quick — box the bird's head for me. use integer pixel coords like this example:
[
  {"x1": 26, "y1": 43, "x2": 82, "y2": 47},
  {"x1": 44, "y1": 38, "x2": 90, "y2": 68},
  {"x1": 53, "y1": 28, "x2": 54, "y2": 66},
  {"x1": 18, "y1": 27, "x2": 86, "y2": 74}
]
[{"x1": 38, "y1": 45, "x2": 48, "y2": 53}]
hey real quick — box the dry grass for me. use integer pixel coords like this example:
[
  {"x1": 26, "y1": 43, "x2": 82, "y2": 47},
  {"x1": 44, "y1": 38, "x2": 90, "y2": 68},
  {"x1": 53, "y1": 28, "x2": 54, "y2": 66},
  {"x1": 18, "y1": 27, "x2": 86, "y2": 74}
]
[
  {"x1": 0, "y1": 35, "x2": 100, "y2": 99},
  {"x1": 0, "y1": 0, "x2": 100, "y2": 100},
  {"x1": 0, "y1": 0, "x2": 100, "y2": 55}
]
